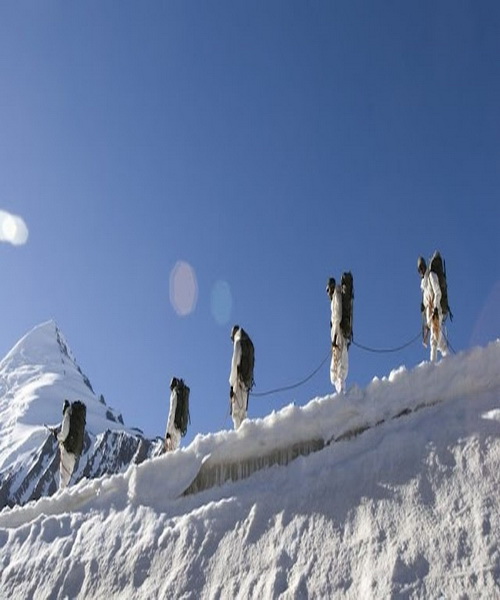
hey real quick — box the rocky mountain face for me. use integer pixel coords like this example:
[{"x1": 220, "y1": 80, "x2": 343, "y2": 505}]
[{"x1": 0, "y1": 321, "x2": 163, "y2": 510}]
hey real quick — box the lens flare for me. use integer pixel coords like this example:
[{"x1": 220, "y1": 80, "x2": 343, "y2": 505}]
[{"x1": 169, "y1": 261, "x2": 198, "y2": 316}]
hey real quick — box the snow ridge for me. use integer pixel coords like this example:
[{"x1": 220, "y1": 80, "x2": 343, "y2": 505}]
[
  {"x1": 0, "y1": 338, "x2": 498, "y2": 599},
  {"x1": 182, "y1": 340, "x2": 500, "y2": 496}
]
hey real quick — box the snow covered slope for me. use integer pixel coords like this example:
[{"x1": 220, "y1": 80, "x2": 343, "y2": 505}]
[
  {"x1": 0, "y1": 340, "x2": 499, "y2": 598},
  {"x1": 0, "y1": 321, "x2": 162, "y2": 508}
]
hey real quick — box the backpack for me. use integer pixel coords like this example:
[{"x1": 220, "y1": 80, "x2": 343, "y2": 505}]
[
  {"x1": 238, "y1": 329, "x2": 255, "y2": 391},
  {"x1": 174, "y1": 380, "x2": 191, "y2": 437},
  {"x1": 340, "y1": 271, "x2": 354, "y2": 344},
  {"x1": 63, "y1": 400, "x2": 86, "y2": 456},
  {"x1": 429, "y1": 251, "x2": 452, "y2": 321}
]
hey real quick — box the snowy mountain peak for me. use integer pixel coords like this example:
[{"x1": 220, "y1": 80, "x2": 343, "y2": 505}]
[
  {"x1": 0, "y1": 321, "x2": 122, "y2": 444},
  {"x1": 1, "y1": 320, "x2": 70, "y2": 373},
  {"x1": 0, "y1": 320, "x2": 94, "y2": 410},
  {"x1": 0, "y1": 322, "x2": 161, "y2": 508}
]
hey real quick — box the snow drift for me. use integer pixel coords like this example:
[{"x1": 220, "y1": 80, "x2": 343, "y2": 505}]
[{"x1": 0, "y1": 329, "x2": 499, "y2": 598}]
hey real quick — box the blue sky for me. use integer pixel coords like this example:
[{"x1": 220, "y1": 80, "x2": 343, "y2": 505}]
[{"x1": 1, "y1": 2, "x2": 499, "y2": 445}]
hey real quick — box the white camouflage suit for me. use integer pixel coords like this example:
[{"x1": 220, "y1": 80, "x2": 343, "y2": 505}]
[
  {"x1": 330, "y1": 283, "x2": 349, "y2": 393},
  {"x1": 421, "y1": 269, "x2": 448, "y2": 362},
  {"x1": 165, "y1": 386, "x2": 181, "y2": 452},
  {"x1": 229, "y1": 327, "x2": 248, "y2": 430},
  {"x1": 57, "y1": 404, "x2": 76, "y2": 489}
]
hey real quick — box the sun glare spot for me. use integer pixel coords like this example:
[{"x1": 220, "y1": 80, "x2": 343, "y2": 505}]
[
  {"x1": 0, "y1": 210, "x2": 29, "y2": 246},
  {"x1": 169, "y1": 260, "x2": 198, "y2": 316}
]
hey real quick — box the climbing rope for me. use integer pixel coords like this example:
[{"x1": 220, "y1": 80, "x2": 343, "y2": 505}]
[
  {"x1": 251, "y1": 350, "x2": 331, "y2": 398},
  {"x1": 351, "y1": 331, "x2": 422, "y2": 354},
  {"x1": 442, "y1": 327, "x2": 457, "y2": 355},
  {"x1": 249, "y1": 326, "x2": 453, "y2": 399}
]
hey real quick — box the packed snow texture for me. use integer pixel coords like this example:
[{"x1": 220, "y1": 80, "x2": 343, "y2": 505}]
[{"x1": 0, "y1": 333, "x2": 499, "y2": 598}]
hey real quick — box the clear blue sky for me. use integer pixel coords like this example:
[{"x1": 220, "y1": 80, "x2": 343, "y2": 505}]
[{"x1": 1, "y1": 2, "x2": 499, "y2": 445}]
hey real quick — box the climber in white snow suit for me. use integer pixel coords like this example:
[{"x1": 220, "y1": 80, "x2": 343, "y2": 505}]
[
  {"x1": 56, "y1": 400, "x2": 76, "y2": 489},
  {"x1": 418, "y1": 256, "x2": 448, "y2": 362},
  {"x1": 327, "y1": 278, "x2": 349, "y2": 393},
  {"x1": 229, "y1": 325, "x2": 250, "y2": 430},
  {"x1": 164, "y1": 377, "x2": 182, "y2": 452}
]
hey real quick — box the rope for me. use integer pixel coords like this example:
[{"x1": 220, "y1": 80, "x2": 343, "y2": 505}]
[
  {"x1": 352, "y1": 331, "x2": 421, "y2": 354},
  {"x1": 248, "y1": 326, "x2": 453, "y2": 400},
  {"x1": 251, "y1": 350, "x2": 331, "y2": 398},
  {"x1": 442, "y1": 328, "x2": 457, "y2": 355}
]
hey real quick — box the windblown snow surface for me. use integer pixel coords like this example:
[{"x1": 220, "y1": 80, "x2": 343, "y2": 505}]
[{"x1": 1, "y1": 341, "x2": 499, "y2": 599}]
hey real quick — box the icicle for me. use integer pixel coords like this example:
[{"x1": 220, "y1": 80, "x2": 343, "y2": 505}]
[{"x1": 183, "y1": 439, "x2": 324, "y2": 496}]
